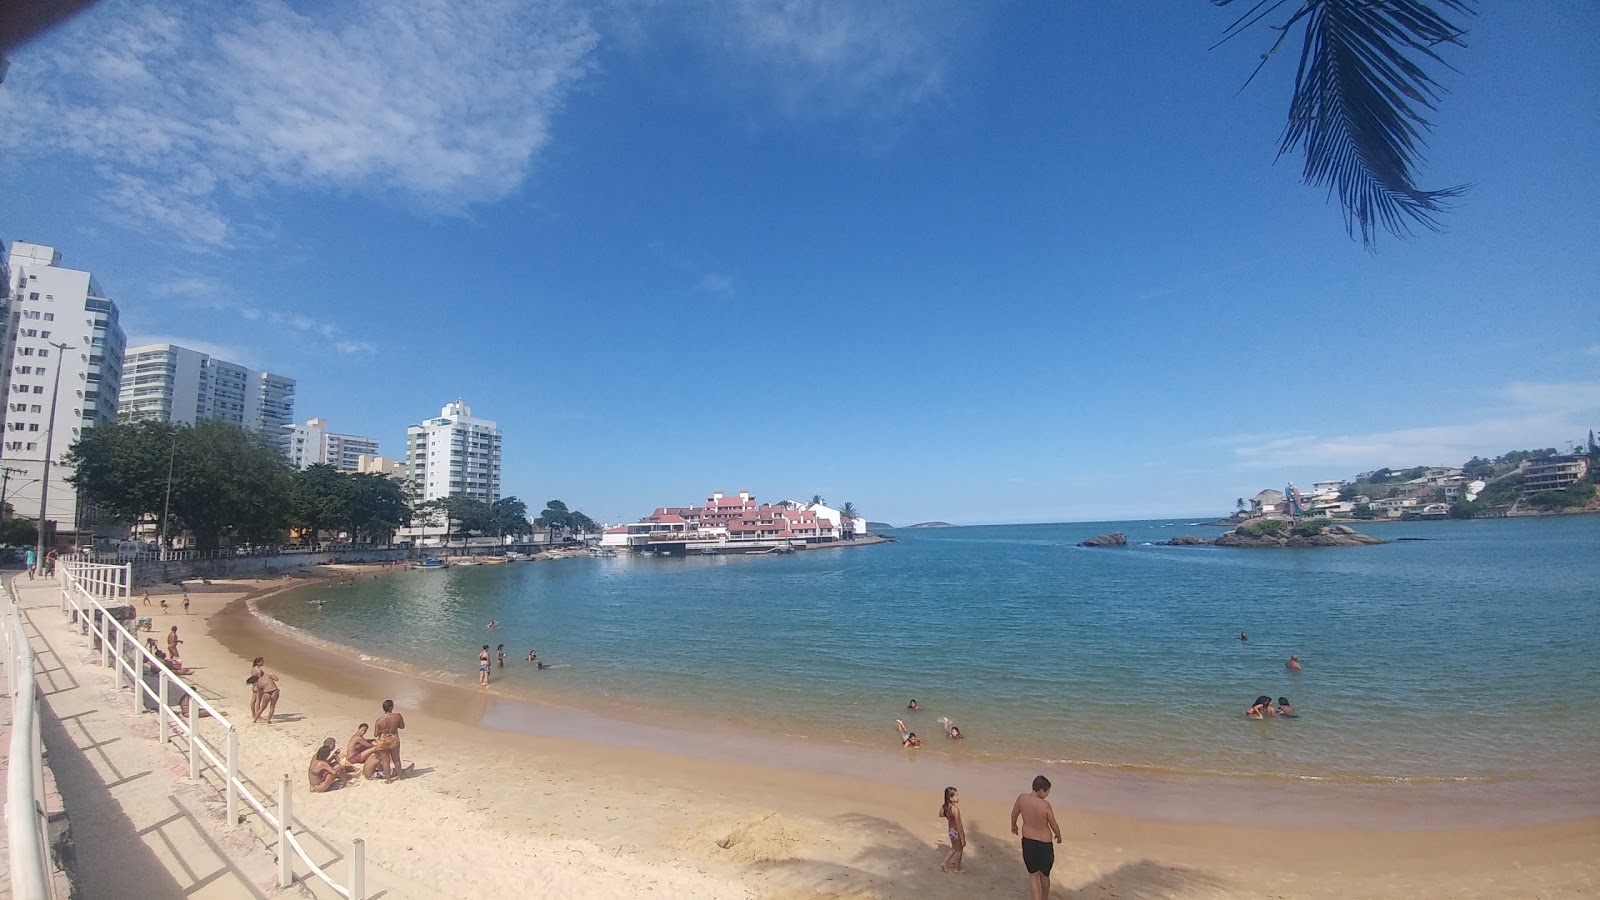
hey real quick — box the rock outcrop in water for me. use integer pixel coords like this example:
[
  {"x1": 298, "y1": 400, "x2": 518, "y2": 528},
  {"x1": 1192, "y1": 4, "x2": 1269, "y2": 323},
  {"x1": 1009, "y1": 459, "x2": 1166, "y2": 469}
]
[
  {"x1": 1214, "y1": 521, "x2": 1386, "y2": 548},
  {"x1": 1078, "y1": 532, "x2": 1128, "y2": 547},
  {"x1": 1157, "y1": 535, "x2": 1214, "y2": 546}
]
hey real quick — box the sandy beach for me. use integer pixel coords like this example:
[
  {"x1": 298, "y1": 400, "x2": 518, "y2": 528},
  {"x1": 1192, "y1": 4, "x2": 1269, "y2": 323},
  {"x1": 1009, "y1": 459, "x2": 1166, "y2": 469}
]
[{"x1": 148, "y1": 568, "x2": 1598, "y2": 899}]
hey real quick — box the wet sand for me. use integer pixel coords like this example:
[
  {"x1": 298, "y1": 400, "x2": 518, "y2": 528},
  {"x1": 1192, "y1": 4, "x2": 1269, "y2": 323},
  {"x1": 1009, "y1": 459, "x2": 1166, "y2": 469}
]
[{"x1": 160, "y1": 570, "x2": 1599, "y2": 898}]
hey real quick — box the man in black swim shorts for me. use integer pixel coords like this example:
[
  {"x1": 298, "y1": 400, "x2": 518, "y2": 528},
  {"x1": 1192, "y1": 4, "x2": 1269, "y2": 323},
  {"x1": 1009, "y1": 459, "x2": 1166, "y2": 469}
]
[{"x1": 1011, "y1": 774, "x2": 1063, "y2": 899}]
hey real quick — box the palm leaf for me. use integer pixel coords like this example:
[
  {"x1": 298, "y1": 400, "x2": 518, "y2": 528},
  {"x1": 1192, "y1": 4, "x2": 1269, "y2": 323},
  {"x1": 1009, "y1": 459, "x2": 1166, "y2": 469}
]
[{"x1": 1214, "y1": 0, "x2": 1473, "y2": 248}]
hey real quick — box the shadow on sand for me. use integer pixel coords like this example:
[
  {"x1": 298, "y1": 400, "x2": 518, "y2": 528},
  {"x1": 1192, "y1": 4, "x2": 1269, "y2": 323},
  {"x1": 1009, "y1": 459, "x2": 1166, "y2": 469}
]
[{"x1": 748, "y1": 813, "x2": 1228, "y2": 899}]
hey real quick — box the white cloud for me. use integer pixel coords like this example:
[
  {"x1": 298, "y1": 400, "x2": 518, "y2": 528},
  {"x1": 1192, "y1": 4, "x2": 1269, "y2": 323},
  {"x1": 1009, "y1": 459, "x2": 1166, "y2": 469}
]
[
  {"x1": 702, "y1": 0, "x2": 950, "y2": 122},
  {"x1": 1224, "y1": 381, "x2": 1600, "y2": 470},
  {"x1": 1, "y1": 0, "x2": 599, "y2": 243},
  {"x1": 144, "y1": 272, "x2": 380, "y2": 356}
]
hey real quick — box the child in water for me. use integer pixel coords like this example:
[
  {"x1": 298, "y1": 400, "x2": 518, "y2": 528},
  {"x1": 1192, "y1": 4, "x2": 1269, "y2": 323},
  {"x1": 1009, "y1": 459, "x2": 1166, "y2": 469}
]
[
  {"x1": 1274, "y1": 697, "x2": 1297, "y2": 717},
  {"x1": 939, "y1": 786, "x2": 965, "y2": 874},
  {"x1": 1246, "y1": 695, "x2": 1273, "y2": 719}
]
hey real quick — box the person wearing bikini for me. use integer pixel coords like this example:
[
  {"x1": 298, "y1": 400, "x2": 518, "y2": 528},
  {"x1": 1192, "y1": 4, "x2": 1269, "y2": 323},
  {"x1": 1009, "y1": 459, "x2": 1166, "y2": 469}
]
[
  {"x1": 939, "y1": 786, "x2": 966, "y2": 874},
  {"x1": 1011, "y1": 775, "x2": 1062, "y2": 900},
  {"x1": 308, "y1": 743, "x2": 347, "y2": 793},
  {"x1": 373, "y1": 699, "x2": 409, "y2": 781},
  {"x1": 248, "y1": 671, "x2": 281, "y2": 724},
  {"x1": 478, "y1": 645, "x2": 491, "y2": 685}
]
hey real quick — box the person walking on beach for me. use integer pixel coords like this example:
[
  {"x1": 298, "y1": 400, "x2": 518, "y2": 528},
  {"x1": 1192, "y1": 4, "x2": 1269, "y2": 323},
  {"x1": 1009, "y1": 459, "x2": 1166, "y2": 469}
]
[
  {"x1": 1011, "y1": 775, "x2": 1062, "y2": 900},
  {"x1": 142, "y1": 590, "x2": 152, "y2": 607},
  {"x1": 374, "y1": 699, "x2": 407, "y2": 780},
  {"x1": 160, "y1": 595, "x2": 169, "y2": 613},
  {"x1": 478, "y1": 645, "x2": 491, "y2": 685},
  {"x1": 939, "y1": 786, "x2": 966, "y2": 874},
  {"x1": 167, "y1": 625, "x2": 182, "y2": 657},
  {"x1": 249, "y1": 657, "x2": 267, "y2": 720},
  {"x1": 183, "y1": 591, "x2": 191, "y2": 614},
  {"x1": 248, "y1": 671, "x2": 281, "y2": 724}
]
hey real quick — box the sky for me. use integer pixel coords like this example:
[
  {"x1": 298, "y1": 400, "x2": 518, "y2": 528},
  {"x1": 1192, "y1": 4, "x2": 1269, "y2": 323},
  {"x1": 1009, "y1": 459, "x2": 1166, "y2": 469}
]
[{"x1": 1, "y1": 1, "x2": 1597, "y2": 526}]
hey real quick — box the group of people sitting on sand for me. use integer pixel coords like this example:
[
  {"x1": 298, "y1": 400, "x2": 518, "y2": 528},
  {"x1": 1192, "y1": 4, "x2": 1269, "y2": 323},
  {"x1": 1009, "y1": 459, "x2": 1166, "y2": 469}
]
[
  {"x1": 895, "y1": 699, "x2": 964, "y2": 747},
  {"x1": 307, "y1": 700, "x2": 411, "y2": 792}
]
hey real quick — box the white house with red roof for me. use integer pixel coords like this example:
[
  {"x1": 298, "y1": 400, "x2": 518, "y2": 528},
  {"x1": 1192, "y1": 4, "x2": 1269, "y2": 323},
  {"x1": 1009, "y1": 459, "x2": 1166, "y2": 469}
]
[{"x1": 602, "y1": 489, "x2": 855, "y2": 551}]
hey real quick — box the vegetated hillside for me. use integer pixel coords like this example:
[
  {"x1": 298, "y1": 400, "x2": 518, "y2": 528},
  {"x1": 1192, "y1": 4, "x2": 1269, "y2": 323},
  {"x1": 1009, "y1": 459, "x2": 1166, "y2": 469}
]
[
  {"x1": 866, "y1": 521, "x2": 895, "y2": 531},
  {"x1": 906, "y1": 522, "x2": 953, "y2": 528}
]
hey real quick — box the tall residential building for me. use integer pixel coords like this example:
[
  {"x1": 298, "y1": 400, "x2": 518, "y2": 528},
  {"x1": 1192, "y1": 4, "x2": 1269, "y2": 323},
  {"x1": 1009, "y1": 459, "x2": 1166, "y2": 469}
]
[
  {"x1": 0, "y1": 239, "x2": 13, "y2": 435},
  {"x1": 405, "y1": 400, "x2": 502, "y2": 504},
  {"x1": 2, "y1": 242, "x2": 127, "y2": 534},
  {"x1": 283, "y1": 417, "x2": 380, "y2": 472},
  {"x1": 119, "y1": 344, "x2": 296, "y2": 447}
]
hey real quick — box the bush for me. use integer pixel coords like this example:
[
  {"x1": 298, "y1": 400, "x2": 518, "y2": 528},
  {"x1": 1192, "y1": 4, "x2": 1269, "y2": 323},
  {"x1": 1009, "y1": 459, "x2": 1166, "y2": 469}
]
[
  {"x1": 1239, "y1": 518, "x2": 1289, "y2": 538},
  {"x1": 1290, "y1": 518, "x2": 1331, "y2": 537},
  {"x1": 1527, "y1": 483, "x2": 1597, "y2": 511}
]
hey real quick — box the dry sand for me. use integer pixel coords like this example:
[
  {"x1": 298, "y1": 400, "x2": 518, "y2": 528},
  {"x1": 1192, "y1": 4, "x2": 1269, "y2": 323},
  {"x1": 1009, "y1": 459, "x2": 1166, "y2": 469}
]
[{"x1": 147, "y1": 570, "x2": 1597, "y2": 899}]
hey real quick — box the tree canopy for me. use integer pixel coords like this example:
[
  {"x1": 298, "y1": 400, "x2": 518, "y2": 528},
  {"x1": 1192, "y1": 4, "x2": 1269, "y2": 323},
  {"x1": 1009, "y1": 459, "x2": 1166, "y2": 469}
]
[{"x1": 535, "y1": 499, "x2": 597, "y2": 535}]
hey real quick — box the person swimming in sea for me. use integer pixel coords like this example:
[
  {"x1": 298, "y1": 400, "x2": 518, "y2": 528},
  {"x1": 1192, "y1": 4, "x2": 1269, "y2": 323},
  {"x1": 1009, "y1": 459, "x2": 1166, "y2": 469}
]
[
  {"x1": 895, "y1": 719, "x2": 922, "y2": 747},
  {"x1": 907, "y1": 699, "x2": 921, "y2": 711},
  {"x1": 1274, "y1": 697, "x2": 1297, "y2": 717},
  {"x1": 1286, "y1": 654, "x2": 1302, "y2": 671},
  {"x1": 1246, "y1": 695, "x2": 1273, "y2": 719},
  {"x1": 1239, "y1": 631, "x2": 1248, "y2": 642},
  {"x1": 939, "y1": 717, "x2": 964, "y2": 740}
]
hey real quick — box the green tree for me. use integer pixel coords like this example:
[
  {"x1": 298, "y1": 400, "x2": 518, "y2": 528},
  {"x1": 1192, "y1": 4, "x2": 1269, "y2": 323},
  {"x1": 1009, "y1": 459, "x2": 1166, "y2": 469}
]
[
  {"x1": 347, "y1": 474, "x2": 410, "y2": 544},
  {"x1": 839, "y1": 502, "x2": 860, "y2": 520},
  {"x1": 1235, "y1": 497, "x2": 1246, "y2": 512},
  {"x1": 0, "y1": 516, "x2": 39, "y2": 546},
  {"x1": 69, "y1": 420, "x2": 293, "y2": 550},
  {"x1": 809, "y1": 494, "x2": 826, "y2": 507},
  {"x1": 1214, "y1": 0, "x2": 1472, "y2": 248},
  {"x1": 488, "y1": 497, "x2": 529, "y2": 538},
  {"x1": 290, "y1": 464, "x2": 350, "y2": 543}
]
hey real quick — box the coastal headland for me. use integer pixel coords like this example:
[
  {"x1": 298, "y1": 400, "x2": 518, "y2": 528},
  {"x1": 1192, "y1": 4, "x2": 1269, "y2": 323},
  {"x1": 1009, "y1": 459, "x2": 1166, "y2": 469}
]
[{"x1": 152, "y1": 566, "x2": 1600, "y2": 899}]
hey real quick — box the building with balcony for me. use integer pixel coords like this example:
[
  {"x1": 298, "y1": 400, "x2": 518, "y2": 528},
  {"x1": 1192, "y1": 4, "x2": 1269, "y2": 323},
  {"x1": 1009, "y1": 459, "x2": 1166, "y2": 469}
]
[
  {"x1": 1521, "y1": 457, "x2": 1589, "y2": 493},
  {"x1": 404, "y1": 400, "x2": 502, "y2": 504},
  {"x1": 118, "y1": 343, "x2": 296, "y2": 449},
  {"x1": 283, "y1": 417, "x2": 381, "y2": 471},
  {"x1": 2, "y1": 242, "x2": 127, "y2": 534}
]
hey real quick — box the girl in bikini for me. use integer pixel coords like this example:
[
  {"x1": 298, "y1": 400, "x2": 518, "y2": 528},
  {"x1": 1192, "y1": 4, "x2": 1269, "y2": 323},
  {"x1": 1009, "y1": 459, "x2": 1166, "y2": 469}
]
[
  {"x1": 308, "y1": 744, "x2": 347, "y2": 793},
  {"x1": 249, "y1": 657, "x2": 266, "y2": 720},
  {"x1": 939, "y1": 786, "x2": 965, "y2": 874},
  {"x1": 479, "y1": 645, "x2": 491, "y2": 685},
  {"x1": 248, "y1": 671, "x2": 282, "y2": 724}
]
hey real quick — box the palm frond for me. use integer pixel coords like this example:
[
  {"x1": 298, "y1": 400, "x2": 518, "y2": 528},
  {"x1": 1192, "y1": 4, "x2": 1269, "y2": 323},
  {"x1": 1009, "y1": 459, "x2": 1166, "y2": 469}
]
[{"x1": 1215, "y1": 0, "x2": 1474, "y2": 248}]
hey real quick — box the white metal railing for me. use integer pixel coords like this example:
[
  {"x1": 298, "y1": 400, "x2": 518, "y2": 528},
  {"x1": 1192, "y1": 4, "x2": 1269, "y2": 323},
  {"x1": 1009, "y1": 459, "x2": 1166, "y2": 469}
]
[
  {"x1": 55, "y1": 560, "x2": 366, "y2": 899},
  {"x1": 3, "y1": 578, "x2": 55, "y2": 900}
]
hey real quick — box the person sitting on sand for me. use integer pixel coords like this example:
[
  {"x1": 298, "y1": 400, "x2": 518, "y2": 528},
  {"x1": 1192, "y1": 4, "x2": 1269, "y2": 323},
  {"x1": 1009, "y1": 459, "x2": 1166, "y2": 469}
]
[
  {"x1": 1274, "y1": 697, "x2": 1297, "y2": 717},
  {"x1": 1286, "y1": 654, "x2": 1302, "y2": 671},
  {"x1": 938, "y1": 717, "x2": 964, "y2": 740},
  {"x1": 939, "y1": 786, "x2": 966, "y2": 874},
  {"x1": 346, "y1": 723, "x2": 377, "y2": 765},
  {"x1": 1246, "y1": 695, "x2": 1273, "y2": 719},
  {"x1": 896, "y1": 719, "x2": 922, "y2": 748},
  {"x1": 907, "y1": 699, "x2": 921, "y2": 711},
  {"x1": 309, "y1": 744, "x2": 348, "y2": 793}
]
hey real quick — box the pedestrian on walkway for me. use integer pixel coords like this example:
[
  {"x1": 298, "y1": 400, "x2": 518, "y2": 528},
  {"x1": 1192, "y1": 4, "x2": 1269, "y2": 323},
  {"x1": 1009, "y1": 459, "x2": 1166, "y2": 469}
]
[{"x1": 24, "y1": 548, "x2": 35, "y2": 580}]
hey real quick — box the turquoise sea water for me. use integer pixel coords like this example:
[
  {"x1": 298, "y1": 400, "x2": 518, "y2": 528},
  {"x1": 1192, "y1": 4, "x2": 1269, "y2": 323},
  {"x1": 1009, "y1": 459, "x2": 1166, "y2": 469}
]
[{"x1": 259, "y1": 516, "x2": 1600, "y2": 786}]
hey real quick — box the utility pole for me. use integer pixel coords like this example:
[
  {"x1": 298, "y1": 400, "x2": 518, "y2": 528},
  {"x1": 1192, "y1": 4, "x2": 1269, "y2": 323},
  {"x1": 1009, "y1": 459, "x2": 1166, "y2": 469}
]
[
  {"x1": 160, "y1": 430, "x2": 176, "y2": 560},
  {"x1": 0, "y1": 465, "x2": 27, "y2": 518},
  {"x1": 36, "y1": 341, "x2": 71, "y2": 576}
]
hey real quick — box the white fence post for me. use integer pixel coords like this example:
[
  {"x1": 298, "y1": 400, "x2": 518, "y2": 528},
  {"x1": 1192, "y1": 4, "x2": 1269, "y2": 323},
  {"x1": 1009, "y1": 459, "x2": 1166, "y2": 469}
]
[
  {"x1": 157, "y1": 668, "x2": 170, "y2": 743},
  {"x1": 114, "y1": 627, "x2": 124, "y2": 690},
  {"x1": 278, "y1": 775, "x2": 294, "y2": 888},
  {"x1": 188, "y1": 698, "x2": 200, "y2": 779},
  {"x1": 226, "y1": 728, "x2": 239, "y2": 825},
  {"x1": 351, "y1": 838, "x2": 366, "y2": 900}
]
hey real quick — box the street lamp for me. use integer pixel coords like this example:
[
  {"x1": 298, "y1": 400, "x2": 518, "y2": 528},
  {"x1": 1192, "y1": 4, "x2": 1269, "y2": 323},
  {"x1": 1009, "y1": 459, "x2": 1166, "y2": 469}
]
[
  {"x1": 35, "y1": 340, "x2": 71, "y2": 577},
  {"x1": 0, "y1": 465, "x2": 29, "y2": 517}
]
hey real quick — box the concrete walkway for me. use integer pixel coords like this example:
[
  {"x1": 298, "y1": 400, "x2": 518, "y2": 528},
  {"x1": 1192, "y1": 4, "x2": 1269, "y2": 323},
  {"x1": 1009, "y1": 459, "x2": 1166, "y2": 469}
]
[{"x1": 10, "y1": 574, "x2": 331, "y2": 900}]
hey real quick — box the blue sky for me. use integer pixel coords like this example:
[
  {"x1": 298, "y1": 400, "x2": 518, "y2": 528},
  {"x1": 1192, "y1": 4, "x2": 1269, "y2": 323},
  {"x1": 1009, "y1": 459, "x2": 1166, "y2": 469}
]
[{"x1": 2, "y1": 1, "x2": 1597, "y2": 525}]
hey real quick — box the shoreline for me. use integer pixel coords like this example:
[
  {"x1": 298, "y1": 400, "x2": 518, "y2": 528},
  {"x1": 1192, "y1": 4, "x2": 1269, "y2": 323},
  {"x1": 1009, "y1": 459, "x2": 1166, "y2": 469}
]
[
  {"x1": 155, "y1": 572, "x2": 1600, "y2": 897},
  {"x1": 227, "y1": 567, "x2": 1598, "y2": 827}
]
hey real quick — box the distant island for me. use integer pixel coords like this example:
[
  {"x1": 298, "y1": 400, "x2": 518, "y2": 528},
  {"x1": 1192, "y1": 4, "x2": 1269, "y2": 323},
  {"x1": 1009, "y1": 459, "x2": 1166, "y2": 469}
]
[
  {"x1": 1224, "y1": 443, "x2": 1599, "y2": 524},
  {"x1": 905, "y1": 522, "x2": 953, "y2": 528},
  {"x1": 866, "y1": 521, "x2": 896, "y2": 532}
]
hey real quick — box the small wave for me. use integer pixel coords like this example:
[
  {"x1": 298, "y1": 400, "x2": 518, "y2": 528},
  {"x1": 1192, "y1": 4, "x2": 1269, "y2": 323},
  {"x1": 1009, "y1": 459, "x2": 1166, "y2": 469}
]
[{"x1": 1030, "y1": 756, "x2": 1494, "y2": 785}]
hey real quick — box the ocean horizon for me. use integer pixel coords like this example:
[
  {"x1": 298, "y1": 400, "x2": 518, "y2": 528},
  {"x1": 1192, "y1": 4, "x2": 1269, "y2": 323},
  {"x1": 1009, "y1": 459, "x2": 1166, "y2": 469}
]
[{"x1": 257, "y1": 515, "x2": 1600, "y2": 791}]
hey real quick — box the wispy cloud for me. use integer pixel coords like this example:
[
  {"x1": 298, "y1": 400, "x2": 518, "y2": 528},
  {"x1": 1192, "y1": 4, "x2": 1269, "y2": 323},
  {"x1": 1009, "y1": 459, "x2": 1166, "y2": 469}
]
[
  {"x1": 1221, "y1": 381, "x2": 1600, "y2": 470},
  {"x1": 146, "y1": 271, "x2": 379, "y2": 356},
  {"x1": 0, "y1": 1, "x2": 599, "y2": 245},
  {"x1": 649, "y1": 241, "x2": 738, "y2": 297}
]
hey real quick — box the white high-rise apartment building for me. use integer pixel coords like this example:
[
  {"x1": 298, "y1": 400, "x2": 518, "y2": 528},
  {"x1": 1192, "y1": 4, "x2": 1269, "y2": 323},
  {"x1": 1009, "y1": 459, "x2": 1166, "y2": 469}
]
[
  {"x1": 405, "y1": 400, "x2": 502, "y2": 504},
  {"x1": 284, "y1": 417, "x2": 380, "y2": 472},
  {"x1": 2, "y1": 242, "x2": 127, "y2": 533},
  {"x1": 119, "y1": 344, "x2": 296, "y2": 448}
]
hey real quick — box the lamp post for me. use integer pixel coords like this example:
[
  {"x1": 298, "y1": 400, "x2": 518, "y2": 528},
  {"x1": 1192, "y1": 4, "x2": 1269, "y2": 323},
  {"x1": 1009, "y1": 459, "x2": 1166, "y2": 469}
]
[
  {"x1": 159, "y1": 430, "x2": 176, "y2": 561},
  {"x1": 35, "y1": 340, "x2": 71, "y2": 577}
]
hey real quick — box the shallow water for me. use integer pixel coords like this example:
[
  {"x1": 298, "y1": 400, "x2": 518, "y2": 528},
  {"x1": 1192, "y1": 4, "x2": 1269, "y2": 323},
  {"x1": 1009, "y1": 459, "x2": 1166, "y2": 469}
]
[{"x1": 260, "y1": 516, "x2": 1600, "y2": 785}]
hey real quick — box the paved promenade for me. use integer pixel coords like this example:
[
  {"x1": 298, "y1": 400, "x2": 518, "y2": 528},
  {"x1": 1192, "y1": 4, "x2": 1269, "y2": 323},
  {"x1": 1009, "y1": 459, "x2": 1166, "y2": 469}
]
[{"x1": 9, "y1": 573, "x2": 334, "y2": 900}]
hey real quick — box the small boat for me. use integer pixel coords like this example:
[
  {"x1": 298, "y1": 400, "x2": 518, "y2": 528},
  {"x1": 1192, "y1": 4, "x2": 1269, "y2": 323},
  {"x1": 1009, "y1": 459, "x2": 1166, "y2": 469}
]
[
  {"x1": 504, "y1": 551, "x2": 530, "y2": 561},
  {"x1": 411, "y1": 558, "x2": 449, "y2": 570},
  {"x1": 698, "y1": 547, "x2": 717, "y2": 556},
  {"x1": 453, "y1": 558, "x2": 483, "y2": 567},
  {"x1": 589, "y1": 547, "x2": 618, "y2": 558}
]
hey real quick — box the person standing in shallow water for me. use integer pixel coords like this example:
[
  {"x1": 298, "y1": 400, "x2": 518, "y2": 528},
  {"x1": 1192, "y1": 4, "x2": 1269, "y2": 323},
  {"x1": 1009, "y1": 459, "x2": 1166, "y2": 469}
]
[
  {"x1": 1011, "y1": 775, "x2": 1062, "y2": 900},
  {"x1": 1286, "y1": 654, "x2": 1302, "y2": 671},
  {"x1": 478, "y1": 645, "x2": 491, "y2": 685},
  {"x1": 496, "y1": 643, "x2": 505, "y2": 668}
]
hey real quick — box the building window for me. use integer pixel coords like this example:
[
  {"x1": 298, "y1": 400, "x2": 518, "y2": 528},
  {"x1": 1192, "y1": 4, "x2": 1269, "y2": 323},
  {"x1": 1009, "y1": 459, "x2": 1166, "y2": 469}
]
[
  {"x1": 14, "y1": 366, "x2": 29, "y2": 375},
  {"x1": 42, "y1": 313, "x2": 52, "y2": 321},
  {"x1": 24, "y1": 442, "x2": 35, "y2": 451},
  {"x1": 32, "y1": 387, "x2": 42, "y2": 394},
  {"x1": 28, "y1": 424, "x2": 38, "y2": 432},
  {"x1": 37, "y1": 349, "x2": 48, "y2": 358},
  {"x1": 38, "y1": 331, "x2": 49, "y2": 339},
  {"x1": 29, "y1": 404, "x2": 39, "y2": 413},
  {"x1": 23, "y1": 329, "x2": 35, "y2": 337},
  {"x1": 18, "y1": 348, "x2": 31, "y2": 356}
]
